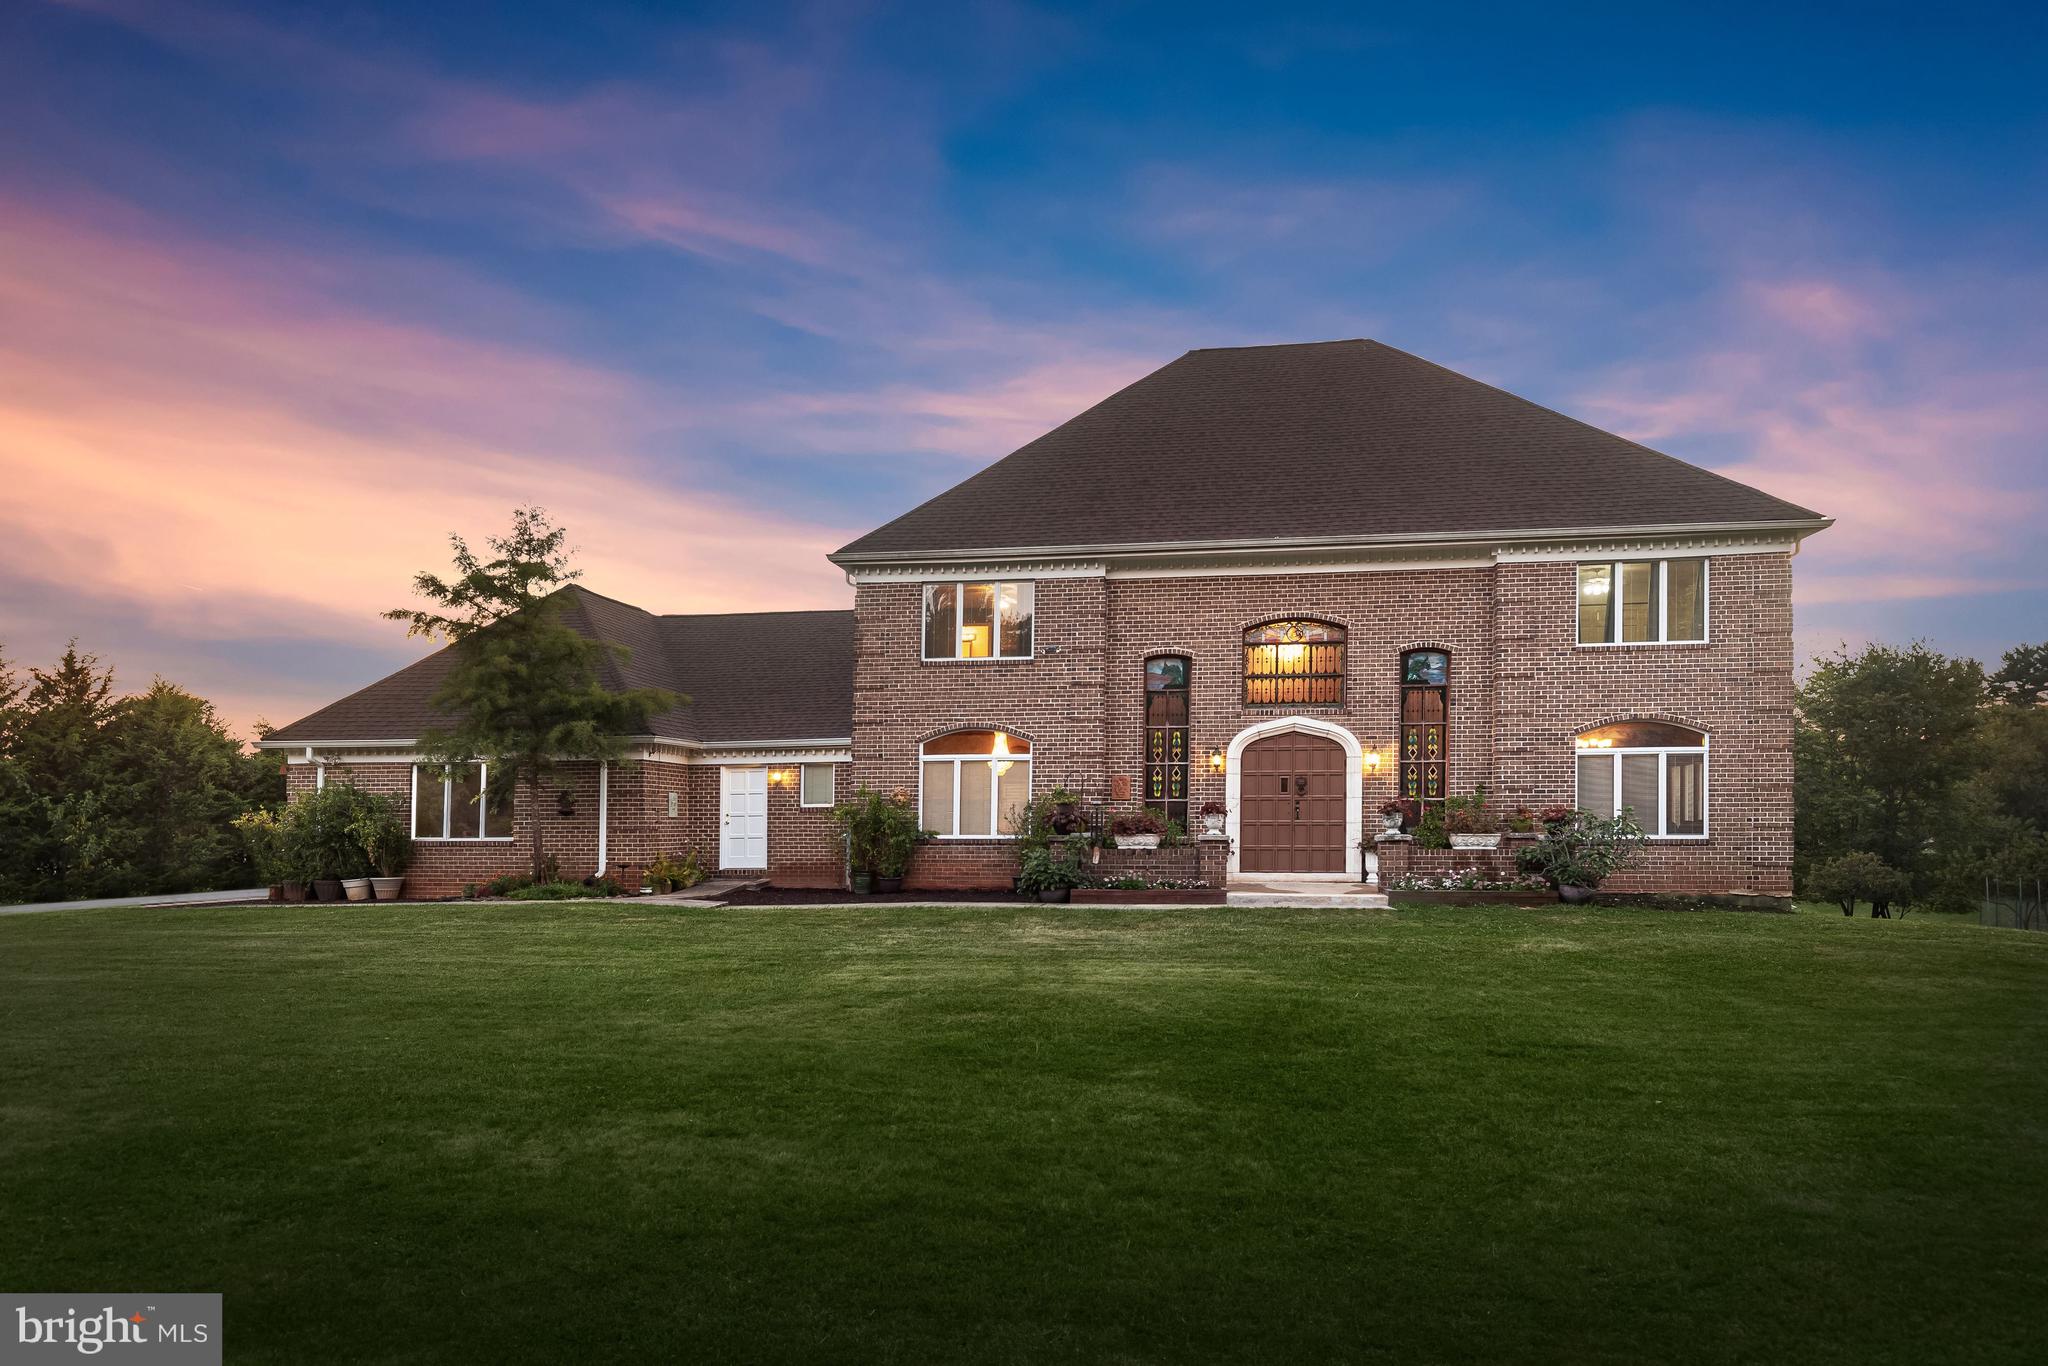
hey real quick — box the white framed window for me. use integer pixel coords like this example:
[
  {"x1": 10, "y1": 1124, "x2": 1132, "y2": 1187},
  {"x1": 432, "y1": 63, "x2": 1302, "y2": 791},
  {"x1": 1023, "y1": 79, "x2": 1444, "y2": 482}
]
[
  {"x1": 919, "y1": 731, "x2": 1031, "y2": 838},
  {"x1": 1576, "y1": 559, "x2": 1708, "y2": 645},
  {"x1": 799, "y1": 763, "x2": 835, "y2": 808},
  {"x1": 923, "y1": 581, "x2": 1034, "y2": 659},
  {"x1": 411, "y1": 762, "x2": 513, "y2": 841},
  {"x1": 1573, "y1": 722, "x2": 1707, "y2": 838}
]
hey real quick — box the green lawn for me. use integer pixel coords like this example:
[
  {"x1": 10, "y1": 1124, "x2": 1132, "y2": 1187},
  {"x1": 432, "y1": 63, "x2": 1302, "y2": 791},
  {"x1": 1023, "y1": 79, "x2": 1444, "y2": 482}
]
[{"x1": 2, "y1": 903, "x2": 2042, "y2": 1365}]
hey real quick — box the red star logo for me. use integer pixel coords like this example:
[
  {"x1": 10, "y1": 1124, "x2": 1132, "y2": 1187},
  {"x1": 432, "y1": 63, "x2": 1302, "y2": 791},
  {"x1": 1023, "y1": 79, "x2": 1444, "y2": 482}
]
[{"x1": 129, "y1": 1313, "x2": 146, "y2": 1324}]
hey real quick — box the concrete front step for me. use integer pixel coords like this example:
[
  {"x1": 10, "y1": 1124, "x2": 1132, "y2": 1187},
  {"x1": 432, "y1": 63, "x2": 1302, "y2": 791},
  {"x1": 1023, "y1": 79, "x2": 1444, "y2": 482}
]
[{"x1": 1226, "y1": 881, "x2": 1389, "y2": 909}]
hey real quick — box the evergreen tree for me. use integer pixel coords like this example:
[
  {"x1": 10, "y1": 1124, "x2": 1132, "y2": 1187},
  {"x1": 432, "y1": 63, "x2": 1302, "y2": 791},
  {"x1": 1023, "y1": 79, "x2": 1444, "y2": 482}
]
[{"x1": 386, "y1": 507, "x2": 676, "y2": 881}]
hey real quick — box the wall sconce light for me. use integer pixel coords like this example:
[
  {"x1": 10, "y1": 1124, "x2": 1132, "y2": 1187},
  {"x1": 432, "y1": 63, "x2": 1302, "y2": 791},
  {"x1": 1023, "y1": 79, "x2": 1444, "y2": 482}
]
[
  {"x1": 1209, "y1": 748, "x2": 1226, "y2": 772},
  {"x1": 1363, "y1": 749, "x2": 1382, "y2": 776},
  {"x1": 767, "y1": 768, "x2": 795, "y2": 788},
  {"x1": 556, "y1": 789, "x2": 577, "y2": 817}
]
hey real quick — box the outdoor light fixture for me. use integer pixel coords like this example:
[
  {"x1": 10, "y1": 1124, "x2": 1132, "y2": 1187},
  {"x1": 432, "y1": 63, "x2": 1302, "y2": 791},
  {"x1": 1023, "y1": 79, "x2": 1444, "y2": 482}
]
[
  {"x1": 1363, "y1": 749, "x2": 1382, "y2": 775},
  {"x1": 556, "y1": 789, "x2": 576, "y2": 817},
  {"x1": 1209, "y1": 748, "x2": 1225, "y2": 772}
]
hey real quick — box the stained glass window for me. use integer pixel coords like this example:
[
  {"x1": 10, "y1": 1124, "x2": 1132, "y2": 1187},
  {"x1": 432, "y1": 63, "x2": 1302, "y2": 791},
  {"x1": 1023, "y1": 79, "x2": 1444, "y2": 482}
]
[
  {"x1": 1399, "y1": 651, "x2": 1449, "y2": 806},
  {"x1": 1244, "y1": 620, "x2": 1345, "y2": 706},
  {"x1": 1146, "y1": 656, "x2": 1190, "y2": 828}
]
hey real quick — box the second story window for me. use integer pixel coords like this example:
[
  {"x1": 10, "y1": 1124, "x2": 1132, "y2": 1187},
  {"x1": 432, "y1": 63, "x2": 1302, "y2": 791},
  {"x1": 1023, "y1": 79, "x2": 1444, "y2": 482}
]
[
  {"x1": 1577, "y1": 559, "x2": 1707, "y2": 645},
  {"x1": 923, "y1": 581, "x2": 1034, "y2": 660},
  {"x1": 1244, "y1": 620, "x2": 1345, "y2": 705}
]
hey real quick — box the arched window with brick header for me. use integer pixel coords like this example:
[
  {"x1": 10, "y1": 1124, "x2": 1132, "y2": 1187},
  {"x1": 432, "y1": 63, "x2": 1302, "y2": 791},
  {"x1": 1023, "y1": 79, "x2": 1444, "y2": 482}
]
[
  {"x1": 1399, "y1": 650, "x2": 1449, "y2": 805},
  {"x1": 919, "y1": 730, "x2": 1031, "y2": 838},
  {"x1": 1574, "y1": 720, "x2": 1707, "y2": 837},
  {"x1": 1144, "y1": 656, "x2": 1190, "y2": 828}
]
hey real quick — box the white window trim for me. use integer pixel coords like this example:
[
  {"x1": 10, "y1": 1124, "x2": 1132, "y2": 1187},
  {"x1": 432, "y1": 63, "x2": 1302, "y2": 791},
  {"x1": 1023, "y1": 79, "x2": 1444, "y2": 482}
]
[
  {"x1": 1575, "y1": 558, "x2": 1710, "y2": 647},
  {"x1": 917, "y1": 746, "x2": 1031, "y2": 840},
  {"x1": 410, "y1": 761, "x2": 516, "y2": 842},
  {"x1": 1573, "y1": 743, "x2": 1710, "y2": 840},
  {"x1": 921, "y1": 580, "x2": 1035, "y2": 661},
  {"x1": 798, "y1": 763, "x2": 836, "y2": 808}
]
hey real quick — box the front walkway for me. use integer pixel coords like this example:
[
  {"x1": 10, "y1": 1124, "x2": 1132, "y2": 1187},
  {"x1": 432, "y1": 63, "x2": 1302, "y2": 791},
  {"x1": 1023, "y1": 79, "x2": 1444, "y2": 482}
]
[
  {"x1": 0, "y1": 887, "x2": 266, "y2": 916},
  {"x1": 1226, "y1": 878, "x2": 1389, "y2": 909}
]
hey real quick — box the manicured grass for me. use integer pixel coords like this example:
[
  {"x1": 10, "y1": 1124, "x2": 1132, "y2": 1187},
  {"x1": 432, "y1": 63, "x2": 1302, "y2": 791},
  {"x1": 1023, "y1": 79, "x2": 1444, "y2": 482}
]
[{"x1": 2, "y1": 903, "x2": 2042, "y2": 1365}]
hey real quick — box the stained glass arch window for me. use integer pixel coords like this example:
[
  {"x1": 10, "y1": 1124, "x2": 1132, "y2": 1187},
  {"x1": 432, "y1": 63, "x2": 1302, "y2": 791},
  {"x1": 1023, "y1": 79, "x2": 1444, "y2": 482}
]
[
  {"x1": 1400, "y1": 650, "x2": 1450, "y2": 804},
  {"x1": 1145, "y1": 656, "x2": 1190, "y2": 827},
  {"x1": 1244, "y1": 620, "x2": 1346, "y2": 706}
]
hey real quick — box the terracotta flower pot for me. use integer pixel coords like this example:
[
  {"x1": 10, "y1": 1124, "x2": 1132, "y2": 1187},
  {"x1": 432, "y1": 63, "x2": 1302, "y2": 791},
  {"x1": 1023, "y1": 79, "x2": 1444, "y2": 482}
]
[{"x1": 280, "y1": 881, "x2": 307, "y2": 903}]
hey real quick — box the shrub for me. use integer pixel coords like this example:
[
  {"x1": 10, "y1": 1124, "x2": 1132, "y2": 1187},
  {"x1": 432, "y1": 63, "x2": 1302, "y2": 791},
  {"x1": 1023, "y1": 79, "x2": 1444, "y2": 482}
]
[
  {"x1": 231, "y1": 809, "x2": 286, "y2": 885},
  {"x1": 833, "y1": 787, "x2": 931, "y2": 876},
  {"x1": 1514, "y1": 809, "x2": 1645, "y2": 893},
  {"x1": 645, "y1": 850, "x2": 704, "y2": 893},
  {"x1": 280, "y1": 782, "x2": 382, "y2": 882},
  {"x1": 1413, "y1": 806, "x2": 1450, "y2": 850},
  {"x1": 1505, "y1": 806, "x2": 1537, "y2": 834},
  {"x1": 1017, "y1": 845, "x2": 1083, "y2": 897},
  {"x1": 1442, "y1": 784, "x2": 1498, "y2": 835},
  {"x1": 1807, "y1": 851, "x2": 1915, "y2": 917},
  {"x1": 350, "y1": 800, "x2": 413, "y2": 878},
  {"x1": 1110, "y1": 809, "x2": 1167, "y2": 838},
  {"x1": 481, "y1": 872, "x2": 532, "y2": 897},
  {"x1": 503, "y1": 877, "x2": 622, "y2": 901}
]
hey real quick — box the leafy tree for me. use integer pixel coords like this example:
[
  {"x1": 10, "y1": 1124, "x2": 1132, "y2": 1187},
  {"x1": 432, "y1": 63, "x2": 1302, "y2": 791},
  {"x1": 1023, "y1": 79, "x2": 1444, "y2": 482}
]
[
  {"x1": 1807, "y1": 851, "x2": 1914, "y2": 918},
  {"x1": 1989, "y1": 642, "x2": 2048, "y2": 708},
  {"x1": 386, "y1": 507, "x2": 677, "y2": 881},
  {"x1": 97, "y1": 680, "x2": 269, "y2": 895},
  {"x1": 1794, "y1": 642, "x2": 1985, "y2": 901}
]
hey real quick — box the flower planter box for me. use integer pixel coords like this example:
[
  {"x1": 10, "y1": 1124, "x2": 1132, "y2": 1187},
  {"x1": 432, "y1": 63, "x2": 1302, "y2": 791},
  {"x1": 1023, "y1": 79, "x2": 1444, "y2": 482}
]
[
  {"x1": 1387, "y1": 889, "x2": 1554, "y2": 906},
  {"x1": 1071, "y1": 887, "x2": 1226, "y2": 904},
  {"x1": 1448, "y1": 833, "x2": 1502, "y2": 850},
  {"x1": 1116, "y1": 834, "x2": 1162, "y2": 851}
]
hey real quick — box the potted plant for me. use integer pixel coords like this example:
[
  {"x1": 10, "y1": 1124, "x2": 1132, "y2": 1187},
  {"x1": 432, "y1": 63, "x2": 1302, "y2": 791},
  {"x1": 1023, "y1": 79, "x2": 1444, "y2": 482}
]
[
  {"x1": 1017, "y1": 844, "x2": 1083, "y2": 903},
  {"x1": 1444, "y1": 786, "x2": 1501, "y2": 850},
  {"x1": 1377, "y1": 799, "x2": 1413, "y2": 835},
  {"x1": 282, "y1": 782, "x2": 374, "y2": 902},
  {"x1": 1043, "y1": 786, "x2": 1084, "y2": 836},
  {"x1": 352, "y1": 798, "x2": 412, "y2": 901},
  {"x1": 1505, "y1": 805, "x2": 1537, "y2": 836},
  {"x1": 1110, "y1": 808, "x2": 1168, "y2": 851},
  {"x1": 1515, "y1": 808, "x2": 1645, "y2": 903},
  {"x1": 1198, "y1": 800, "x2": 1227, "y2": 836},
  {"x1": 873, "y1": 798, "x2": 931, "y2": 893}
]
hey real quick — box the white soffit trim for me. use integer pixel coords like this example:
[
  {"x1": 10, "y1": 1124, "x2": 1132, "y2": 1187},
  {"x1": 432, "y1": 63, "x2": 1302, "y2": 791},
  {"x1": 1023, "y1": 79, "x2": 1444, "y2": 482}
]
[
  {"x1": 698, "y1": 747, "x2": 852, "y2": 766},
  {"x1": 847, "y1": 561, "x2": 1107, "y2": 584}
]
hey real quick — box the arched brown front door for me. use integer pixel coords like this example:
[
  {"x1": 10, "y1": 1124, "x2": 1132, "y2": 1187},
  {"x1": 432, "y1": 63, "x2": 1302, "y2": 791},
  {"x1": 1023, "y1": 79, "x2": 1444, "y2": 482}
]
[{"x1": 1239, "y1": 731, "x2": 1348, "y2": 873}]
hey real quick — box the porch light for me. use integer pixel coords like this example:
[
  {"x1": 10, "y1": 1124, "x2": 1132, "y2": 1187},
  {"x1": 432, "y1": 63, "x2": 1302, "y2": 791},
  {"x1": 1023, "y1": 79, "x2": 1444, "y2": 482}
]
[
  {"x1": 1209, "y1": 748, "x2": 1225, "y2": 772},
  {"x1": 1363, "y1": 749, "x2": 1382, "y2": 775}
]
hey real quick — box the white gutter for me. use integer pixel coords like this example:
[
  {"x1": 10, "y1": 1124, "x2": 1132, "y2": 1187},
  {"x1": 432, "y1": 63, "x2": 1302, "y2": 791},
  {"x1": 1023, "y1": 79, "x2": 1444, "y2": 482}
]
[{"x1": 828, "y1": 517, "x2": 1834, "y2": 568}]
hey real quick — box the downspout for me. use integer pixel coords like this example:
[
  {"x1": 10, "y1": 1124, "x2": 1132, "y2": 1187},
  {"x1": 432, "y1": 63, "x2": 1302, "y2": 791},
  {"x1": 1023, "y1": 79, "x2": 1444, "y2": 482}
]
[
  {"x1": 596, "y1": 761, "x2": 609, "y2": 875},
  {"x1": 308, "y1": 746, "x2": 325, "y2": 791}
]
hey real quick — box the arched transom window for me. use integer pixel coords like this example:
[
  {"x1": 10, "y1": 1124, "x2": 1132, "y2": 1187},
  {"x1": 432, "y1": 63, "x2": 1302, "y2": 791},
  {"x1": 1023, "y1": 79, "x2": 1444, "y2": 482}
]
[
  {"x1": 1244, "y1": 620, "x2": 1345, "y2": 706},
  {"x1": 1574, "y1": 721, "x2": 1707, "y2": 837},
  {"x1": 920, "y1": 730, "x2": 1032, "y2": 838}
]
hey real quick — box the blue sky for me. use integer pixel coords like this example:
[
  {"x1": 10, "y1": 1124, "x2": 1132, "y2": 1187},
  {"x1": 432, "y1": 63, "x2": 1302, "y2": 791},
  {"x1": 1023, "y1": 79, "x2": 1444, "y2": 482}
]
[{"x1": 1, "y1": 0, "x2": 2043, "y2": 732}]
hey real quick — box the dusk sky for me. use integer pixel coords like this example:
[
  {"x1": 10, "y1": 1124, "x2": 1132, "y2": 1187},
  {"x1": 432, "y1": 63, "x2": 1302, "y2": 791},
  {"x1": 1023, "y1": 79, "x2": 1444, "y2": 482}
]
[{"x1": 3, "y1": 0, "x2": 2044, "y2": 738}]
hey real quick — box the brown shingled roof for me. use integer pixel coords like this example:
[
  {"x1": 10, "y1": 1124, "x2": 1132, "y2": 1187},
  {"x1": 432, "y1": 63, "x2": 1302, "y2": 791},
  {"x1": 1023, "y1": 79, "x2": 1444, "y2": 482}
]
[
  {"x1": 832, "y1": 339, "x2": 1826, "y2": 562},
  {"x1": 266, "y1": 586, "x2": 852, "y2": 746}
]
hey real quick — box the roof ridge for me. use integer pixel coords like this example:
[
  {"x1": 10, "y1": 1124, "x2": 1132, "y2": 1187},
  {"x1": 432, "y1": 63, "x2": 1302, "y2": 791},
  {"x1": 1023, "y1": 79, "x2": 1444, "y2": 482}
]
[
  {"x1": 1187, "y1": 337, "x2": 1371, "y2": 352},
  {"x1": 661, "y1": 608, "x2": 854, "y2": 621}
]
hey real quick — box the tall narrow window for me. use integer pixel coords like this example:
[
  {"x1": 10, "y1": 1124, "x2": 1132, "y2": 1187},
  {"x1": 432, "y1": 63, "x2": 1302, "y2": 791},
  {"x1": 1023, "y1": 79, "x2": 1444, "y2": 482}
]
[
  {"x1": 1400, "y1": 650, "x2": 1449, "y2": 805},
  {"x1": 1573, "y1": 721, "x2": 1708, "y2": 837},
  {"x1": 1145, "y1": 656, "x2": 1190, "y2": 829},
  {"x1": 1244, "y1": 620, "x2": 1345, "y2": 705}
]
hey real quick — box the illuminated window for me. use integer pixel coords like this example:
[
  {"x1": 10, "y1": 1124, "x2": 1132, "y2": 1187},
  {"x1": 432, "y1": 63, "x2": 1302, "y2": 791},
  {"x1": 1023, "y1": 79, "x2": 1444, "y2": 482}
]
[
  {"x1": 411, "y1": 762, "x2": 512, "y2": 840},
  {"x1": 799, "y1": 763, "x2": 835, "y2": 808},
  {"x1": 919, "y1": 731, "x2": 1032, "y2": 837},
  {"x1": 1573, "y1": 721, "x2": 1707, "y2": 837},
  {"x1": 1577, "y1": 560, "x2": 1708, "y2": 644},
  {"x1": 1243, "y1": 620, "x2": 1345, "y2": 705},
  {"x1": 923, "y1": 582, "x2": 1033, "y2": 659}
]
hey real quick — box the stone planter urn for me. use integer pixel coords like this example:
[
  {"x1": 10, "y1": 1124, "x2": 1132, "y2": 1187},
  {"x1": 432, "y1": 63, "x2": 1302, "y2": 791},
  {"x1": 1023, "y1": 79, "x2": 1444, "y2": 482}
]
[
  {"x1": 1201, "y1": 811, "x2": 1226, "y2": 836},
  {"x1": 342, "y1": 877, "x2": 372, "y2": 902},
  {"x1": 1381, "y1": 810, "x2": 1405, "y2": 835}
]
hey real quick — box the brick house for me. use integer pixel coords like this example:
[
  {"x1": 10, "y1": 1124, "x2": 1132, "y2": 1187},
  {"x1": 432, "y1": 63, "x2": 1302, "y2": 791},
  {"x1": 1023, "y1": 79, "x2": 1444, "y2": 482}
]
[{"x1": 264, "y1": 340, "x2": 1828, "y2": 898}]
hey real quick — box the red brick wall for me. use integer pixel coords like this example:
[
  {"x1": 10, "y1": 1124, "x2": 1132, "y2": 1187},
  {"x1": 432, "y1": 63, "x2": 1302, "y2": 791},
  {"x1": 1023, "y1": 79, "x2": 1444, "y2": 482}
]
[{"x1": 855, "y1": 551, "x2": 1795, "y2": 896}]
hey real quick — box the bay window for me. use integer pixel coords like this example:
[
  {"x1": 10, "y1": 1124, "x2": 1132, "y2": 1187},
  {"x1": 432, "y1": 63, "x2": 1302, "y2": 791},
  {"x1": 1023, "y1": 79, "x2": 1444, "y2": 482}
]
[
  {"x1": 919, "y1": 731, "x2": 1031, "y2": 837},
  {"x1": 1573, "y1": 722, "x2": 1707, "y2": 837},
  {"x1": 412, "y1": 762, "x2": 512, "y2": 840},
  {"x1": 1577, "y1": 559, "x2": 1707, "y2": 644},
  {"x1": 923, "y1": 581, "x2": 1033, "y2": 659}
]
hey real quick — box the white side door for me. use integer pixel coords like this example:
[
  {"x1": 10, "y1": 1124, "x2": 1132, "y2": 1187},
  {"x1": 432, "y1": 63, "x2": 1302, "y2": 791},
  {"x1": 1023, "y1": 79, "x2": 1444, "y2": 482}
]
[{"x1": 720, "y1": 766, "x2": 768, "y2": 869}]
